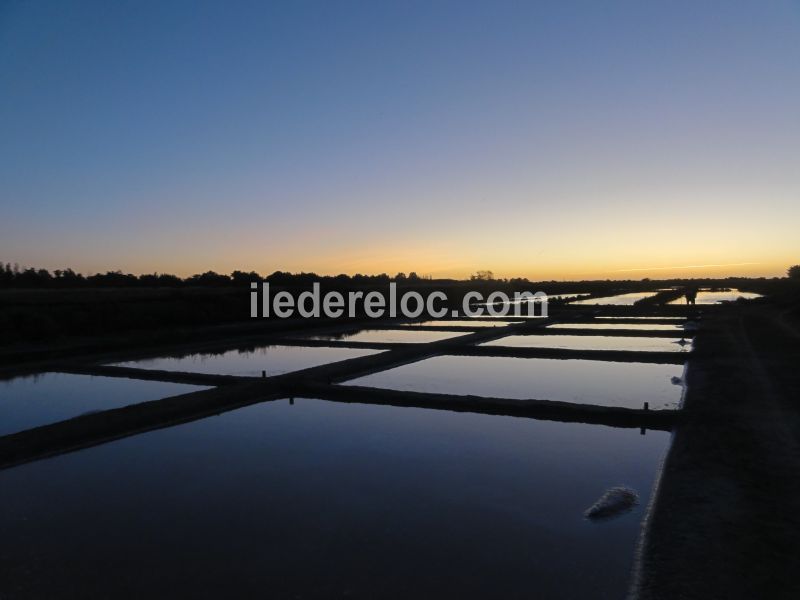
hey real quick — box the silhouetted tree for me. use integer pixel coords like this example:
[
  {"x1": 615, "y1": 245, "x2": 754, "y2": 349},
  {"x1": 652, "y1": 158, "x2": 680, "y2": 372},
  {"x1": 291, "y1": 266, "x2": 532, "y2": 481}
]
[
  {"x1": 470, "y1": 270, "x2": 494, "y2": 281},
  {"x1": 137, "y1": 273, "x2": 181, "y2": 287},
  {"x1": 87, "y1": 271, "x2": 138, "y2": 287},
  {"x1": 788, "y1": 265, "x2": 800, "y2": 280},
  {"x1": 15, "y1": 268, "x2": 52, "y2": 287},
  {"x1": 51, "y1": 268, "x2": 86, "y2": 287},
  {"x1": 231, "y1": 270, "x2": 261, "y2": 285},
  {"x1": 187, "y1": 271, "x2": 231, "y2": 286},
  {"x1": 0, "y1": 263, "x2": 13, "y2": 285}
]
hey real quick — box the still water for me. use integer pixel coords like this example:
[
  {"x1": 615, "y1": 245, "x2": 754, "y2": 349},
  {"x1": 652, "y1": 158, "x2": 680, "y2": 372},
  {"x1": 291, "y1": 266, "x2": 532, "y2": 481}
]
[
  {"x1": 477, "y1": 292, "x2": 591, "y2": 306},
  {"x1": 402, "y1": 320, "x2": 522, "y2": 328},
  {"x1": 347, "y1": 355, "x2": 684, "y2": 409},
  {"x1": 547, "y1": 323, "x2": 682, "y2": 331},
  {"x1": 0, "y1": 398, "x2": 669, "y2": 599},
  {"x1": 594, "y1": 316, "x2": 685, "y2": 321},
  {"x1": 667, "y1": 289, "x2": 762, "y2": 305},
  {"x1": 482, "y1": 334, "x2": 691, "y2": 352},
  {"x1": 113, "y1": 345, "x2": 382, "y2": 376},
  {"x1": 307, "y1": 329, "x2": 469, "y2": 344},
  {"x1": 570, "y1": 292, "x2": 658, "y2": 306},
  {"x1": 0, "y1": 373, "x2": 206, "y2": 436}
]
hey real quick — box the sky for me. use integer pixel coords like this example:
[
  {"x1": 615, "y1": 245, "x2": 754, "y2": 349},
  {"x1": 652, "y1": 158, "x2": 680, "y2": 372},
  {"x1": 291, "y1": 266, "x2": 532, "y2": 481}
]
[{"x1": 1, "y1": 0, "x2": 798, "y2": 280}]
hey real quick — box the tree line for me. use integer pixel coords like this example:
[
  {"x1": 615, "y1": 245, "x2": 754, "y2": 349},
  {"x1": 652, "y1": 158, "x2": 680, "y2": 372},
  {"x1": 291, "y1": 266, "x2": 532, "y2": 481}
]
[
  {"x1": 3, "y1": 261, "x2": 796, "y2": 289},
  {"x1": 1, "y1": 263, "x2": 527, "y2": 288}
]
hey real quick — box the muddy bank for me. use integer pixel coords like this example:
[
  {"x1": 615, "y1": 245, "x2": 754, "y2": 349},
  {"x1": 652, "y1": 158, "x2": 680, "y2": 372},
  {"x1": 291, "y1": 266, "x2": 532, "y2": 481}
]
[{"x1": 631, "y1": 306, "x2": 800, "y2": 599}]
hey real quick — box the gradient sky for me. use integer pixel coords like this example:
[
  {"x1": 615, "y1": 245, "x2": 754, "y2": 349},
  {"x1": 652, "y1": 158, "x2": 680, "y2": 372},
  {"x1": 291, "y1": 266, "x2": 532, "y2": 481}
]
[{"x1": 1, "y1": 1, "x2": 798, "y2": 280}]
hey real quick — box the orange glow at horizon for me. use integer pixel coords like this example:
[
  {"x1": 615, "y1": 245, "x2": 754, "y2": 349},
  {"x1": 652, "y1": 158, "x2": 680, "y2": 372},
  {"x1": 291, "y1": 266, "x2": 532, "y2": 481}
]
[
  {"x1": 3, "y1": 3, "x2": 798, "y2": 281},
  {"x1": 77, "y1": 253, "x2": 791, "y2": 282}
]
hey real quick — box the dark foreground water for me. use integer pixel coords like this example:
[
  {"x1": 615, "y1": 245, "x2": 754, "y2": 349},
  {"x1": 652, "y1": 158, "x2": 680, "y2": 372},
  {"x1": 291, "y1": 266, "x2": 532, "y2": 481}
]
[{"x1": 0, "y1": 397, "x2": 669, "y2": 599}]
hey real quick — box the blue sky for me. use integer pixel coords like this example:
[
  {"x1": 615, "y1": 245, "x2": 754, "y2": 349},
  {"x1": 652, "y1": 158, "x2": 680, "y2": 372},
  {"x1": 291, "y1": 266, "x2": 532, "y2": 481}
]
[{"x1": 1, "y1": 1, "x2": 798, "y2": 278}]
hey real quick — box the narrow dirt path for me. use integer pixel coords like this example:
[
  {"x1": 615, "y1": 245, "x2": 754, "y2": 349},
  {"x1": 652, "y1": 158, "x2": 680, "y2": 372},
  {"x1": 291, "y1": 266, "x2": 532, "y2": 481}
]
[{"x1": 633, "y1": 306, "x2": 800, "y2": 599}]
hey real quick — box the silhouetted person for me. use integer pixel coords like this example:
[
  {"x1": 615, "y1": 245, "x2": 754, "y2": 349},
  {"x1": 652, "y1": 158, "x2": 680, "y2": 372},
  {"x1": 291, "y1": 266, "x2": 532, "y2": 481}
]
[{"x1": 685, "y1": 288, "x2": 697, "y2": 305}]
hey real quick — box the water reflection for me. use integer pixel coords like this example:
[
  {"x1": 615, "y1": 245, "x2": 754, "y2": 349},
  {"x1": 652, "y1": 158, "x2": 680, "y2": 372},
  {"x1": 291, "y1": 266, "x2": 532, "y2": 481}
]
[
  {"x1": 113, "y1": 345, "x2": 382, "y2": 376},
  {"x1": 401, "y1": 320, "x2": 522, "y2": 328},
  {"x1": 347, "y1": 355, "x2": 684, "y2": 409},
  {"x1": 477, "y1": 292, "x2": 591, "y2": 306},
  {"x1": 570, "y1": 292, "x2": 658, "y2": 306},
  {"x1": 0, "y1": 398, "x2": 669, "y2": 599},
  {"x1": 594, "y1": 317, "x2": 685, "y2": 321},
  {"x1": 307, "y1": 329, "x2": 469, "y2": 344},
  {"x1": 667, "y1": 289, "x2": 762, "y2": 305},
  {"x1": 547, "y1": 323, "x2": 682, "y2": 331},
  {"x1": 482, "y1": 334, "x2": 691, "y2": 352},
  {"x1": 0, "y1": 373, "x2": 206, "y2": 436}
]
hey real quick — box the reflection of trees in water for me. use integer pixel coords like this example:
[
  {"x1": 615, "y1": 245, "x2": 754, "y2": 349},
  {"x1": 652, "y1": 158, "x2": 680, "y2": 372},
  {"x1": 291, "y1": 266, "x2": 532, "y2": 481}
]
[
  {"x1": 0, "y1": 372, "x2": 48, "y2": 385},
  {"x1": 138, "y1": 344, "x2": 284, "y2": 364}
]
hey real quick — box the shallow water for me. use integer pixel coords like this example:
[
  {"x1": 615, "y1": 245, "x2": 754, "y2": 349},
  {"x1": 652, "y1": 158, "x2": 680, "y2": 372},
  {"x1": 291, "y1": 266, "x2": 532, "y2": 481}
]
[
  {"x1": 477, "y1": 292, "x2": 591, "y2": 306},
  {"x1": 482, "y1": 334, "x2": 691, "y2": 352},
  {"x1": 547, "y1": 323, "x2": 682, "y2": 331},
  {"x1": 667, "y1": 289, "x2": 762, "y2": 305},
  {"x1": 113, "y1": 344, "x2": 382, "y2": 376},
  {"x1": 347, "y1": 355, "x2": 684, "y2": 409},
  {"x1": 402, "y1": 319, "x2": 522, "y2": 328},
  {"x1": 549, "y1": 292, "x2": 592, "y2": 300},
  {"x1": 466, "y1": 313, "x2": 550, "y2": 320},
  {"x1": 594, "y1": 316, "x2": 685, "y2": 321},
  {"x1": 307, "y1": 329, "x2": 469, "y2": 344},
  {"x1": 0, "y1": 373, "x2": 206, "y2": 436},
  {"x1": 570, "y1": 292, "x2": 658, "y2": 306},
  {"x1": 0, "y1": 398, "x2": 669, "y2": 599}
]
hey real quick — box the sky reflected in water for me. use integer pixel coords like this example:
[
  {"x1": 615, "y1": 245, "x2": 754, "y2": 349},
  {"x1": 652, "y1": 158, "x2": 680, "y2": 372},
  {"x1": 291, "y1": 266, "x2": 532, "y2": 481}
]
[
  {"x1": 347, "y1": 355, "x2": 684, "y2": 409},
  {"x1": 113, "y1": 345, "x2": 382, "y2": 376},
  {"x1": 482, "y1": 334, "x2": 691, "y2": 353},
  {"x1": 547, "y1": 323, "x2": 682, "y2": 331},
  {"x1": 667, "y1": 289, "x2": 762, "y2": 305},
  {"x1": 570, "y1": 293, "x2": 658, "y2": 306},
  {"x1": 308, "y1": 329, "x2": 469, "y2": 344},
  {"x1": 0, "y1": 398, "x2": 669, "y2": 599},
  {"x1": 0, "y1": 373, "x2": 206, "y2": 436},
  {"x1": 402, "y1": 320, "x2": 522, "y2": 328},
  {"x1": 595, "y1": 317, "x2": 685, "y2": 321}
]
